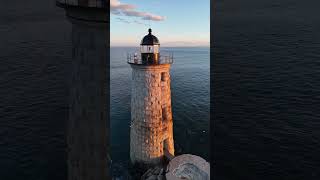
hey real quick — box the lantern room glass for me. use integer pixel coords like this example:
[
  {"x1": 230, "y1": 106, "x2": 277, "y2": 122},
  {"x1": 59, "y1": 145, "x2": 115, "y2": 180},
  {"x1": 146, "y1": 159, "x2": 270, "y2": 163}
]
[{"x1": 140, "y1": 45, "x2": 160, "y2": 54}]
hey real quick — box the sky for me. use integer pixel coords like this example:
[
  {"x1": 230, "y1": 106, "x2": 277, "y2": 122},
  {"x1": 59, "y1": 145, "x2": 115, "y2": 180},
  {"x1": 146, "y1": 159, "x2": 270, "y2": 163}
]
[{"x1": 110, "y1": 0, "x2": 210, "y2": 47}]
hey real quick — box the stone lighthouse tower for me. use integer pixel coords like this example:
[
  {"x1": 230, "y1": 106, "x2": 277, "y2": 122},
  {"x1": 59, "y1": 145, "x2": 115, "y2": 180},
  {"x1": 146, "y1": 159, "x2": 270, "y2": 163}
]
[
  {"x1": 56, "y1": 1, "x2": 109, "y2": 180},
  {"x1": 128, "y1": 28, "x2": 175, "y2": 166}
]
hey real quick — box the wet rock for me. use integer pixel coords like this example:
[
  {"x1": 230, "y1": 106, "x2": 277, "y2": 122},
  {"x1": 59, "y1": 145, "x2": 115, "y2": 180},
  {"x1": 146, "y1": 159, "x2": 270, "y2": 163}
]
[{"x1": 142, "y1": 166, "x2": 166, "y2": 180}]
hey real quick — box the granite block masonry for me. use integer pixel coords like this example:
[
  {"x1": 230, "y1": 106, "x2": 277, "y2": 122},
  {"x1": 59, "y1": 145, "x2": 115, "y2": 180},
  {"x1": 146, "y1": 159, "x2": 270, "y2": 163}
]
[{"x1": 130, "y1": 64, "x2": 174, "y2": 165}]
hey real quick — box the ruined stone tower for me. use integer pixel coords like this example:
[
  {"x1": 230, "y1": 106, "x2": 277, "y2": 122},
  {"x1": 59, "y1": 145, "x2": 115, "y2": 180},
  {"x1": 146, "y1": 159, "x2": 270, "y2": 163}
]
[
  {"x1": 128, "y1": 28, "x2": 174, "y2": 166},
  {"x1": 56, "y1": 1, "x2": 109, "y2": 179}
]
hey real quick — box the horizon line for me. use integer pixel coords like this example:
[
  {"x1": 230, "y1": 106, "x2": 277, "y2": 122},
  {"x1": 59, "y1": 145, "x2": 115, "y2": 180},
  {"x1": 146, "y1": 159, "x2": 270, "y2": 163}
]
[{"x1": 110, "y1": 45, "x2": 210, "y2": 48}]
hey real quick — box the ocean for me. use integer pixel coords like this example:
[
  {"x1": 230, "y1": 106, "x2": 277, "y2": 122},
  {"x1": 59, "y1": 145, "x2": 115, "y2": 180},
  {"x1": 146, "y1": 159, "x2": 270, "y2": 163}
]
[
  {"x1": 0, "y1": 0, "x2": 71, "y2": 179},
  {"x1": 213, "y1": 0, "x2": 320, "y2": 179}
]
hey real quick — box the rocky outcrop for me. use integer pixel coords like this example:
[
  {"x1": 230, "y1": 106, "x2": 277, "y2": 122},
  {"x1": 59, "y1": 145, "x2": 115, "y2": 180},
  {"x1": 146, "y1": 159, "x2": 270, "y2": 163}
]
[{"x1": 141, "y1": 167, "x2": 166, "y2": 180}]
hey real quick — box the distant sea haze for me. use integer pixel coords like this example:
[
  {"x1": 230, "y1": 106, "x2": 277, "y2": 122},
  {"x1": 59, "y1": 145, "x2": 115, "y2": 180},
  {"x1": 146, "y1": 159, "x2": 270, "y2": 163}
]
[
  {"x1": 161, "y1": 41, "x2": 209, "y2": 47},
  {"x1": 110, "y1": 41, "x2": 210, "y2": 47}
]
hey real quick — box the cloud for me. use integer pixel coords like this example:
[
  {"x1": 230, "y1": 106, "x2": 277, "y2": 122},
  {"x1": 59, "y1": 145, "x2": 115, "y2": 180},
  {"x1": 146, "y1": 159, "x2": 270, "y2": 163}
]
[
  {"x1": 110, "y1": 0, "x2": 135, "y2": 11},
  {"x1": 116, "y1": 17, "x2": 131, "y2": 24},
  {"x1": 110, "y1": 0, "x2": 165, "y2": 21},
  {"x1": 133, "y1": 20, "x2": 148, "y2": 26},
  {"x1": 114, "y1": 18, "x2": 149, "y2": 26}
]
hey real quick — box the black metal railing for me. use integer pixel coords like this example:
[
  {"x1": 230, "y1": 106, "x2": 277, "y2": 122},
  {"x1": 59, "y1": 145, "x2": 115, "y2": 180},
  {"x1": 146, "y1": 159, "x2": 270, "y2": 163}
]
[{"x1": 127, "y1": 53, "x2": 173, "y2": 65}]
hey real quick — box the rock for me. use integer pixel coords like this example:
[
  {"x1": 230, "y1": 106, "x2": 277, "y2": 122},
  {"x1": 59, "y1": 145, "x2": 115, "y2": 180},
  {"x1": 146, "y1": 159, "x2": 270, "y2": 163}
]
[
  {"x1": 142, "y1": 166, "x2": 166, "y2": 180},
  {"x1": 165, "y1": 154, "x2": 210, "y2": 180},
  {"x1": 152, "y1": 167, "x2": 161, "y2": 174},
  {"x1": 146, "y1": 175, "x2": 157, "y2": 180}
]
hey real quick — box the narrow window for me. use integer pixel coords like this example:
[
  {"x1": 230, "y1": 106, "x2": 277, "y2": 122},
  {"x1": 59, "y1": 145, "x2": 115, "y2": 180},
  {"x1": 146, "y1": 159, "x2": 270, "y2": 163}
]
[
  {"x1": 162, "y1": 107, "x2": 167, "y2": 122},
  {"x1": 161, "y1": 72, "x2": 166, "y2": 82}
]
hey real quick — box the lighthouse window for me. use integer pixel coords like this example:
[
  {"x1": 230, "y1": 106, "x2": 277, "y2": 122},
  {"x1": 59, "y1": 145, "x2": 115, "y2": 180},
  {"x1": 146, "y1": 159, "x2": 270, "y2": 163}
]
[
  {"x1": 162, "y1": 107, "x2": 167, "y2": 122},
  {"x1": 161, "y1": 72, "x2": 166, "y2": 81},
  {"x1": 163, "y1": 138, "x2": 169, "y2": 152}
]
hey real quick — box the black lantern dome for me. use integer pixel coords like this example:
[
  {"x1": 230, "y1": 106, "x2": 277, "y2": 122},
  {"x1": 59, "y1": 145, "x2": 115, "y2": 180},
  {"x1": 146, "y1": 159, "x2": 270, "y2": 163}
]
[
  {"x1": 139, "y1": 28, "x2": 160, "y2": 64},
  {"x1": 127, "y1": 28, "x2": 173, "y2": 65},
  {"x1": 141, "y1": 28, "x2": 160, "y2": 45}
]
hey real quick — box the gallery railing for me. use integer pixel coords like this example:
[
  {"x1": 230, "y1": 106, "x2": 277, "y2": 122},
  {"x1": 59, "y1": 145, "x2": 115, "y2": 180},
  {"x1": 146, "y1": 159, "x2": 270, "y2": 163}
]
[{"x1": 127, "y1": 53, "x2": 173, "y2": 65}]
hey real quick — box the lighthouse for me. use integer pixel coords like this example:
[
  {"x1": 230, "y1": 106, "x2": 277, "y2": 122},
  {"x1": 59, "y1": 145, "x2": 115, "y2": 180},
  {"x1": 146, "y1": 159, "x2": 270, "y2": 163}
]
[
  {"x1": 128, "y1": 28, "x2": 175, "y2": 166},
  {"x1": 56, "y1": 1, "x2": 109, "y2": 180}
]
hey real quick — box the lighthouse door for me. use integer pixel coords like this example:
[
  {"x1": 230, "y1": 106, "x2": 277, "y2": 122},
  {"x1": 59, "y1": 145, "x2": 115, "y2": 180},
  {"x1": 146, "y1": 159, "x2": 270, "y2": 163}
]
[
  {"x1": 163, "y1": 138, "x2": 174, "y2": 160},
  {"x1": 163, "y1": 138, "x2": 169, "y2": 151}
]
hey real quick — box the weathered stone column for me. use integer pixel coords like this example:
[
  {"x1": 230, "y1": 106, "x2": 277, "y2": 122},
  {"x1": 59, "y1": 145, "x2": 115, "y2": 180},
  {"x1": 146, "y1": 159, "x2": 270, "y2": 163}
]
[
  {"x1": 62, "y1": 6, "x2": 110, "y2": 180},
  {"x1": 130, "y1": 64, "x2": 174, "y2": 166}
]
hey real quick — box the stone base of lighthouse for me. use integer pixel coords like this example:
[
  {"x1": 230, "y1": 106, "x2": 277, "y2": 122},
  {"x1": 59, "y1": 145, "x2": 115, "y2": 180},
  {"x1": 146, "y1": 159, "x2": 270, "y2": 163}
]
[{"x1": 130, "y1": 64, "x2": 175, "y2": 166}]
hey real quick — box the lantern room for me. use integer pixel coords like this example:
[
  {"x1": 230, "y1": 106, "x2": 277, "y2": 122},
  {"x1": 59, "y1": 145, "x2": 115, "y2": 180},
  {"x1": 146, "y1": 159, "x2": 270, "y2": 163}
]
[
  {"x1": 140, "y1": 28, "x2": 160, "y2": 53},
  {"x1": 127, "y1": 28, "x2": 173, "y2": 65},
  {"x1": 140, "y1": 28, "x2": 160, "y2": 64}
]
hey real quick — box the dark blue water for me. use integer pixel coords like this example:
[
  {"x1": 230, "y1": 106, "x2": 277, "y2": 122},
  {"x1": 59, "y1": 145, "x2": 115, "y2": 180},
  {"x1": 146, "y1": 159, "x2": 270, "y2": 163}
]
[
  {"x1": 0, "y1": 1, "x2": 71, "y2": 179},
  {"x1": 214, "y1": 0, "x2": 320, "y2": 179},
  {"x1": 110, "y1": 47, "x2": 210, "y2": 171}
]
